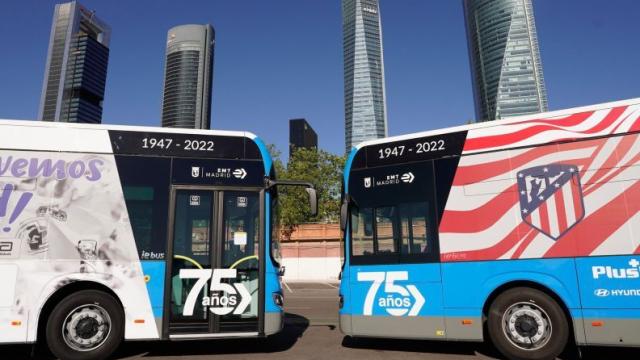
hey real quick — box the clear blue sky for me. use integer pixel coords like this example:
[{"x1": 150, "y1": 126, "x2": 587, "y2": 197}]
[{"x1": 1, "y1": 1, "x2": 639, "y2": 157}]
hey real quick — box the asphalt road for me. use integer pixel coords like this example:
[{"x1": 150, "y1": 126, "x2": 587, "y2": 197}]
[{"x1": 3, "y1": 282, "x2": 640, "y2": 359}]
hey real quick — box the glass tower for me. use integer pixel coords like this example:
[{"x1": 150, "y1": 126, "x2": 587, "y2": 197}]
[
  {"x1": 161, "y1": 24, "x2": 215, "y2": 129},
  {"x1": 464, "y1": 0, "x2": 548, "y2": 122},
  {"x1": 39, "y1": 1, "x2": 111, "y2": 124},
  {"x1": 343, "y1": 0, "x2": 388, "y2": 153},
  {"x1": 289, "y1": 118, "x2": 318, "y2": 158}
]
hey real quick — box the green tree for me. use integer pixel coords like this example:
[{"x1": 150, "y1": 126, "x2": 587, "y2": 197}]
[
  {"x1": 269, "y1": 146, "x2": 346, "y2": 239},
  {"x1": 267, "y1": 144, "x2": 286, "y2": 177}
]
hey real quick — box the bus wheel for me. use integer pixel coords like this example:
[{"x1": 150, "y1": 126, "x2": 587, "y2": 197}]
[
  {"x1": 487, "y1": 287, "x2": 568, "y2": 360},
  {"x1": 46, "y1": 290, "x2": 124, "y2": 360}
]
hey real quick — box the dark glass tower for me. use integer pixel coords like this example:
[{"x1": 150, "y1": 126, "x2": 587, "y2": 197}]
[
  {"x1": 39, "y1": 1, "x2": 111, "y2": 124},
  {"x1": 464, "y1": 0, "x2": 548, "y2": 122},
  {"x1": 289, "y1": 118, "x2": 318, "y2": 157},
  {"x1": 343, "y1": 0, "x2": 388, "y2": 153},
  {"x1": 161, "y1": 24, "x2": 215, "y2": 129}
]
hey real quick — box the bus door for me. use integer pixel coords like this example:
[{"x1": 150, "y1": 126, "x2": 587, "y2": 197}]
[{"x1": 166, "y1": 187, "x2": 262, "y2": 338}]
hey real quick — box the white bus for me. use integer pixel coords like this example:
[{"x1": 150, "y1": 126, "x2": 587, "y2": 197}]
[{"x1": 0, "y1": 119, "x2": 316, "y2": 360}]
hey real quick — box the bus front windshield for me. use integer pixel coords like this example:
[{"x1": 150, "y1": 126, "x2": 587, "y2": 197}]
[{"x1": 346, "y1": 161, "x2": 439, "y2": 264}]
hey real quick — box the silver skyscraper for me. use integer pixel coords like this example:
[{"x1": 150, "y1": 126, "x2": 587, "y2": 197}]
[
  {"x1": 39, "y1": 1, "x2": 111, "y2": 124},
  {"x1": 343, "y1": 0, "x2": 388, "y2": 153},
  {"x1": 161, "y1": 24, "x2": 215, "y2": 129},
  {"x1": 464, "y1": 0, "x2": 548, "y2": 122}
]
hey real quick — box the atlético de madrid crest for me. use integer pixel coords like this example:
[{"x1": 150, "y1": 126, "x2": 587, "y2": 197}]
[{"x1": 517, "y1": 164, "x2": 585, "y2": 240}]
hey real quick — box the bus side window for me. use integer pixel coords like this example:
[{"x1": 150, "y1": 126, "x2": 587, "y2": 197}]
[
  {"x1": 375, "y1": 206, "x2": 398, "y2": 254},
  {"x1": 351, "y1": 207, "x2": 374, "y2": 256},
  {"x1": 115, "y1": 156, "x2": 171, "y2": 260},
  {"x1": 351, "y1": 201, "x2": 436, "y2": 263},
  {"x1": 400, "y1": 202, "x2": 430, "y2": 255}
]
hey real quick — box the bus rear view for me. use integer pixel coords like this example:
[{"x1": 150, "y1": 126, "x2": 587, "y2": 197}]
[{"x1": 339, "y1": 98, "x2": 640, "y2": 360}]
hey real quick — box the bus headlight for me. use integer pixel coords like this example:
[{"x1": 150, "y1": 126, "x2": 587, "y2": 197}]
[{"x1": 273, "y1": 292, "x2": 284, "y2": 308}]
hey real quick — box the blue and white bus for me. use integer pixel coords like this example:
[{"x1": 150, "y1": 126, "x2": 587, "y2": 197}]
[
  {"x1": 338, "y1": 98, "x2": 640, "y2": 360},
  {"x1": 0, "y1": 119, "x2": 316, "y2": 360}
]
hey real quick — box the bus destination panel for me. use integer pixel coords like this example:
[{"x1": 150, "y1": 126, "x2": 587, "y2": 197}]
[
  {"x1": 364, "y1": 130, "x2": 467, "y2": 167},
  {"x1": 109, "y1": 130, "x2": 251, "y2": 159}
]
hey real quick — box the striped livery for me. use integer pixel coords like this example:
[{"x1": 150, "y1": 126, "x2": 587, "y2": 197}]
[{"x1": 440, "y1": 104, "x2": 640, "y2": 261}]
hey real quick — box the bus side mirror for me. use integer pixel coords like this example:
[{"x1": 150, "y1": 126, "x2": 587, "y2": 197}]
[
  {"x1": 305, "y1": 187, "x2": 318, "y2": 217},
  {"x1": 264, "y1": 178, "x2": 317, "y2": 217},
  {"x1": 340, "y1": 200, "x2": 348, "y2": 231}
]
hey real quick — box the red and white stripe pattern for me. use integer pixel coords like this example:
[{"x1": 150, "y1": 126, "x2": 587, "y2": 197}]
[
  {"x1": 462, "y1": 105, "x2": 640, "y2": 154},
  {"x1": 440, "y1": 104, "x2": 640, "y2": 262}
]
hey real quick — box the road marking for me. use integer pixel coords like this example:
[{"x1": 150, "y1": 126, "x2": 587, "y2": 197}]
[
  {"x1": 324, "y1": 282, "x2": 338, "y2": 289},
  {"x1": 283, "y1": 280, "x2": 293, "y2": 293}
]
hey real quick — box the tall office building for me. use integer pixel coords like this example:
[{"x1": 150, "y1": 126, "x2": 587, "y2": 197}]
[
  {"x1": 342, "y1": 0, "x2": 388, "y2": 153},
  {"x1": 289, "y1": 118, "x2": 318, "y2": 157},
  {"x1": 161, "y1": 24, "x2": 215, "y2": 129},
  {"x1": 39, "y1": 1, "x2": 111, "y2": 124},
  {"x1": 464, "y1": 0, "x2": 548, "y2": 122}
]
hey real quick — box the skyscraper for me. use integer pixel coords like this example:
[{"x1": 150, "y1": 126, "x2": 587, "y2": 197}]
[
  {"x1": 289, "y1": 118, "x2": 318, "y2": 158},
  {"x1": 39, "y1": 1, "x2": 111, "y2": 124},
  {"x1": 464, "y1": 0, "x2": 548, "y2": 122},
  {"x1": 342, "y1": 0, "x2": 388, "y2": 153},
  {"x1": 161, "y1": 24, "x2": 215, "y2": 129}
]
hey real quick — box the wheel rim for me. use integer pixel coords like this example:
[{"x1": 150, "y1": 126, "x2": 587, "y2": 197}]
[
  {"x1": 501, "y1": 301, "x2": 552, "y2": 351},
  {"x1": 62, "y1": 304, "x2": 112, "y2": 352}
]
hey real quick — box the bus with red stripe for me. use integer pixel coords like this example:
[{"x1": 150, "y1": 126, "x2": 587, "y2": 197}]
[{"x1": 338, "y1": 98, "x2": 640, "y2": 360}]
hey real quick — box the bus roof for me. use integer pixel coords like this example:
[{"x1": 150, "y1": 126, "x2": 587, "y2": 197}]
[
  {"x1": 0, "y1": 118, "x2": 266, "y2": 158},
  {"x1": 0, "y1": 118, "x2": 257, "y2": 140},
  {"x1": 353, "y1": 97, "x2": 640, "y2": 151}
]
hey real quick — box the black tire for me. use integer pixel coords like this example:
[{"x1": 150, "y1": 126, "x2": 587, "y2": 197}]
[
  {"x1": 487, "y1": 287, "x2": 569, "y2": 360},
  {"x1": 45, "y1": 290, "x2": 124, "y2": 360}
]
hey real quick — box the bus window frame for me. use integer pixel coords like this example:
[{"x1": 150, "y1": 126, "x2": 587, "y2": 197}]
[
  {"x1": 116, "y1": 154, "x2": 172, "y2": 260},
  {"x1": 348, "y1": 200, "x2": 440, "y2": 266}
]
